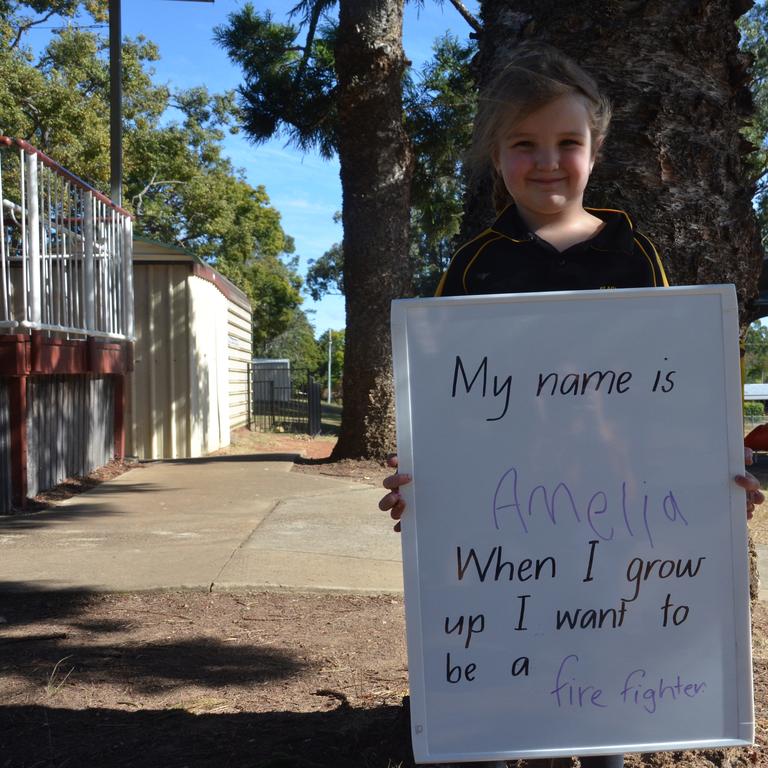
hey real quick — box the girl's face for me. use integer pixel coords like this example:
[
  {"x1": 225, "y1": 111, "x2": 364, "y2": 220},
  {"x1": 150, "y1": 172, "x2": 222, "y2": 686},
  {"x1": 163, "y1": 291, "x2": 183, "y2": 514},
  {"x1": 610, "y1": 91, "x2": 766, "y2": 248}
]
[{"x1": 494, "y1": 93, "x2": 598, "y2": 229}]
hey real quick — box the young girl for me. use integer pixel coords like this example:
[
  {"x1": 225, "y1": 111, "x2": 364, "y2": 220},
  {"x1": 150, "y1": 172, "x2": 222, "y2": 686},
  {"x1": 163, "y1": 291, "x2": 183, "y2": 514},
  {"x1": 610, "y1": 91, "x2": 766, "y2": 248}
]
[
  {"x1": 437, "y1": 44, "x2": 667, "y2": 298},
  {"x1": 378, "y1": 43, "x2": 763, "y2": 768}
]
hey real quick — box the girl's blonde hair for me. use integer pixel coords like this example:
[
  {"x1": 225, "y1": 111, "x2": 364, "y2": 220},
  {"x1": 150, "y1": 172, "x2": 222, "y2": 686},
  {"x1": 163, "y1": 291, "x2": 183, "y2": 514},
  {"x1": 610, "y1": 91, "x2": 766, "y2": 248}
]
[{"x1": 467, "y1": 44, "x2": 613, "y2": 213}]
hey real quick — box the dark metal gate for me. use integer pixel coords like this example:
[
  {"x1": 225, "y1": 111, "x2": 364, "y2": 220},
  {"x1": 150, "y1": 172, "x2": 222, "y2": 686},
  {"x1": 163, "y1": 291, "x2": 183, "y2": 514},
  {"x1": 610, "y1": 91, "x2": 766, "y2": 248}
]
[{"x1": 248, "y1": 364, "x2": 322, "y2": 436}]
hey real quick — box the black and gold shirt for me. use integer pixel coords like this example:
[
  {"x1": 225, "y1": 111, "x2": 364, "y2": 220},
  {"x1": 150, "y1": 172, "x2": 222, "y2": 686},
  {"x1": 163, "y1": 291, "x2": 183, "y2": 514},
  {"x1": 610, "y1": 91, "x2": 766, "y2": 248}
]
[{"x1": 435, "y1": 205, "x2": 668, "y2": 297}]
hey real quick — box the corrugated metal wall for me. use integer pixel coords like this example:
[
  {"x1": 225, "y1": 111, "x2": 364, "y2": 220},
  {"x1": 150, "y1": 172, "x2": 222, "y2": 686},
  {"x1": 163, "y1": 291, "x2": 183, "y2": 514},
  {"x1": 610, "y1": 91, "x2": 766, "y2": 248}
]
[
  {"x1": 26, "y1": 375, "x2": 115, "y2": 498},
  {"x1": 128, "y1": 264, "x2": 245, "y2": 459},
  {"x1": 228, "y1": 301, "x2": 252, "y2": 429},
  {"x1": 129, "y1": 264, "x2": 191, "y2": 459},
  {"x1": 187, "y1": 274, "x2": 229, "y2": 455},
  {"x1": 0, "y1": 379, "x2": 11, "y2": 513}
]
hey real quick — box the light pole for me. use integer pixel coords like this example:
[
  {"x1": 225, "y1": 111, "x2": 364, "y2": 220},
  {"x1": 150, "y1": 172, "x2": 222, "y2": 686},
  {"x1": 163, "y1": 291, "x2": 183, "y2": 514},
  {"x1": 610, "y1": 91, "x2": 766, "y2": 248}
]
[
  {"x1": 109, "y1": 0, "x2": 215, "y2": 205},
  {"x1": 109, "y1": 0, "x2": 122, "y2": 205}
]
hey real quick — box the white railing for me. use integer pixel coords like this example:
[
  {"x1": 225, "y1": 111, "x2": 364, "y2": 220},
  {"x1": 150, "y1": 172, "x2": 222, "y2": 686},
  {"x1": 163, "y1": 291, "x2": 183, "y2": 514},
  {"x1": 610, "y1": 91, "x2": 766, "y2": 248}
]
[{"x1": 0, "y1": 137, "x2": 134, "y2": 340}]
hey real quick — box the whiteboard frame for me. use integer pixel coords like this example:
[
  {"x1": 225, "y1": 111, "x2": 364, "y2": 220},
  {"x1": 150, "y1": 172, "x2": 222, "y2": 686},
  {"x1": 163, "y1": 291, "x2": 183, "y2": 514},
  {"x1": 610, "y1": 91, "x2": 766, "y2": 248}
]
[{"x1": 392, "y1": 285, "x2": 753, "y2": 764}]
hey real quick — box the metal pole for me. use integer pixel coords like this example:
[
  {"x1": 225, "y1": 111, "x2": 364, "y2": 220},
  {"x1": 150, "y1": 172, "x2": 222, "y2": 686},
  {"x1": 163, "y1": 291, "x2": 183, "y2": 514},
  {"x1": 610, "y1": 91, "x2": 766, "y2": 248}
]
[
  {"x1": 83, "y1": 195, "x2": 95, "y2": 332},
  {"x1": 26, "y1": 152, "x2": 41, "y2": 326},
  {"x1": 109, "y1": 0, "x2": 122, "y2": 206},
  {"x1": 327, "y1": 330, "x2": 332, "y2": 405}
]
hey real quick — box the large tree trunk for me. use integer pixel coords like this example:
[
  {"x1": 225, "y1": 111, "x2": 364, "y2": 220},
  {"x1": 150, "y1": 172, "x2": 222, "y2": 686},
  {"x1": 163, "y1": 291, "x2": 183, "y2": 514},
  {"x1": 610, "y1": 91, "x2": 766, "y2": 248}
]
[
  {"x1": 468, "y1": 0, "x2": 763, "y2": 603},
  {"x1": 332, "y1": 0, "x2": 413, "y2": 459},
  {"x1": 463, "y1": 0, "x2": 762, "y2": 318}
]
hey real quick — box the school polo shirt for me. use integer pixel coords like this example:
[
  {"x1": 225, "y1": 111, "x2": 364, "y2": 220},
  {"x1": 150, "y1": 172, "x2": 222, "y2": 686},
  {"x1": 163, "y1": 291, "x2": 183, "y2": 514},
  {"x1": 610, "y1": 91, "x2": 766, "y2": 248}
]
[{"x1": 435, "y1": 205, "x2": 668, "y2": 297}]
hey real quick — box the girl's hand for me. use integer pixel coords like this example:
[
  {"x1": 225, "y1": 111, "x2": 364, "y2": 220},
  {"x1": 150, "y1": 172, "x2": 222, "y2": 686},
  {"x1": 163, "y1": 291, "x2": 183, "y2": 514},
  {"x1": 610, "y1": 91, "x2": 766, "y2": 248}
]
[
  {"x1": 378, "y1": 455, "x2": 411, "y2": 532},
  {"x1": 736, "y1": 448, "x2": 764, "y2": 520}
]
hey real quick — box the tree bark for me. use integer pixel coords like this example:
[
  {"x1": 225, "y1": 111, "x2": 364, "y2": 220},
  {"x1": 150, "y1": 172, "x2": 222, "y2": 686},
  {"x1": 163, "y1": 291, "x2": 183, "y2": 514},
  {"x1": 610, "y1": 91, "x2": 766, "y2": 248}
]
[
  {"x1": 463, "y1": 0, "x2": 762, "y2": 319},
  {"x1": 333, "y1": 0, "x2": 413, "y2": 459}
]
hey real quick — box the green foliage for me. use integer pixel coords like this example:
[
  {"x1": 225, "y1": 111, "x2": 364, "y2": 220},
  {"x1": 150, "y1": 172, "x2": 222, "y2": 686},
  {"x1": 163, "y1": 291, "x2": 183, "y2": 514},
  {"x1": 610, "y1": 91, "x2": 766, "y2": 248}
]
[
  {"x1": 316, "y1": 328, "x2": 345, "y2": 394},
  {"x1": 739, "y1": 4, "x2": 768, "y2": 242},
  {"x1": 405, "y1": 33, "x2": 477, "y2": 296},
  {"x1": 257, "y1": 307, "x2": 324, "y2": 372},
  {"x1": 306, "y1": 238, "x2": 343, "y2": 301},
  {"x1": 0, "y1": 0, "x2": 107, "y2": 52},
  {"x1": 745, "y1": 322, "x2": 768, "y2": 382},
  {"x1": 222, "y1": 250, "x2": 303, "y2": 351},
  {"x1": 0, "y1": 1, "x2": 307, "y2": 351},
  {"x1": 745, "y1": 400, "x2": 765, "y2": 418},
  {"x1": 213, "y1": 3, "x2": 338, "y2": 157}
]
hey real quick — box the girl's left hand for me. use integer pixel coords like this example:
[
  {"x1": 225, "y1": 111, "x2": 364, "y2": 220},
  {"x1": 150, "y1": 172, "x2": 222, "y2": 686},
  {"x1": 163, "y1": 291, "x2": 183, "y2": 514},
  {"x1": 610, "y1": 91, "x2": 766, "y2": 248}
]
[{"x1": 736, "y1": 448, "x2": 764, "y2": 520}]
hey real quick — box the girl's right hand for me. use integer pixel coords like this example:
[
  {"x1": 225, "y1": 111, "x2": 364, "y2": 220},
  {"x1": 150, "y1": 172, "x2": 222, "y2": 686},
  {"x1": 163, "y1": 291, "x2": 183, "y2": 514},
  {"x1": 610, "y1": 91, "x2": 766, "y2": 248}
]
[{"x1": 378, "y1": 455, "x2": 411, "y2": 532}]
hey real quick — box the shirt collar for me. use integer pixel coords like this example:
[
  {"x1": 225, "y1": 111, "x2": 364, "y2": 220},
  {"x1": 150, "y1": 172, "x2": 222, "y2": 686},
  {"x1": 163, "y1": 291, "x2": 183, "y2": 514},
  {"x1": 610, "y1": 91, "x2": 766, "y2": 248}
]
[{"x1": 490, "y1": 204, "x2": 637, "y2": 255}]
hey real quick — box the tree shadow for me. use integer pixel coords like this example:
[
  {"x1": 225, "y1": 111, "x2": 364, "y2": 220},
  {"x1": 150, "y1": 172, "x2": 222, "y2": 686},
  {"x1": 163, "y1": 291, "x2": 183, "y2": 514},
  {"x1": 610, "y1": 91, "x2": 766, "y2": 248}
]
[
  {"x1": 0, "y1": 481, "x2": 181, "y2": 531},
  {"x1": 0, "y1": 588, "x2": 307, "y2": 691},
  {"x1": 0, "y1": 702, "x2": 414, "y2": 768},
  {"x1": 294, "y1": 456, "x2": 336, "y2": 467},
  {"x1": 26, "y1": 375, "x2": 116, "y2": 499},
  {"x1": 3, "y1": 636, "x2": 307, "y2": 691}
]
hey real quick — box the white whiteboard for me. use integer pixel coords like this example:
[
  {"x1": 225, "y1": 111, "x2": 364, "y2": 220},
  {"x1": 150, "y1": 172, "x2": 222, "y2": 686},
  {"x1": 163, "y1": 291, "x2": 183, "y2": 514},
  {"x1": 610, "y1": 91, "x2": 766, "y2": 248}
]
[{"x1": 391, "y1": 286, "x2": 753, "y2": 764}]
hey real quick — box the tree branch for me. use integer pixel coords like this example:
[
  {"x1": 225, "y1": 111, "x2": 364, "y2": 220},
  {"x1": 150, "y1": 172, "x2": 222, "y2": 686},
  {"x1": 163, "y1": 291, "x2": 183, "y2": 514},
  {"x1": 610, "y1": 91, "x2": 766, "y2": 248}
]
[
  {"x1": 294, "y1": 1, "x2": 324, "y2": 86},
  {"x1": 11, "y1": 9, "x2": 60, "y2": 50},
  {"x1": 446, "y1": 0, "x2": 482, "y2": 34},
  {"x1": 132, "y1": 173, "x2": 186, "y2": 215}
]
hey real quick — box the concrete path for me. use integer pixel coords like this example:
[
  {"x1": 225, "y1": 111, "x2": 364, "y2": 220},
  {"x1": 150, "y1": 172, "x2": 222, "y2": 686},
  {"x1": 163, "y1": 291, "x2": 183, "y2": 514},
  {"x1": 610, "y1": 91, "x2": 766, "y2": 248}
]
[
  {"x1": 0, "y1": 455, "x2": 403, "y2": 594},
  {"x1": 0, "y1": 455, "x2": 766, "y2": 599}
]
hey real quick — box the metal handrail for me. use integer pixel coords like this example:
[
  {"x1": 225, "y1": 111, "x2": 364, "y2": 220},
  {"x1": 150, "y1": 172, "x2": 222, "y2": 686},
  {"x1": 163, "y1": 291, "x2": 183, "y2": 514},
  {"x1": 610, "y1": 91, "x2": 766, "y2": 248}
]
[
  {"x1": 0, "y1": 137, "x2": 133, "y2": 218},
  {"x1": 0, "y1": 137, "x2": 134, "y2": 340}
]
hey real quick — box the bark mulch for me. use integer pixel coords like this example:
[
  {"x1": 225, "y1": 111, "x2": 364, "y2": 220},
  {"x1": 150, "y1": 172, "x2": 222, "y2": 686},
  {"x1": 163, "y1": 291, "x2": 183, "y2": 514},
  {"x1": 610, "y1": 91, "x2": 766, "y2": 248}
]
[{"x1": 1, "y1": 432, "x2": 766, "y2": 767}]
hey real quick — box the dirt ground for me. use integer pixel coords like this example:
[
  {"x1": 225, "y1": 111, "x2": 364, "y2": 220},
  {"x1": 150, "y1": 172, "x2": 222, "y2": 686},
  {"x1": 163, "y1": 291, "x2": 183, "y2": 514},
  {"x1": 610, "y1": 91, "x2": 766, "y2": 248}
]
[{"x1": 1, "y1": 431, "x2": 767, "y2": 768}]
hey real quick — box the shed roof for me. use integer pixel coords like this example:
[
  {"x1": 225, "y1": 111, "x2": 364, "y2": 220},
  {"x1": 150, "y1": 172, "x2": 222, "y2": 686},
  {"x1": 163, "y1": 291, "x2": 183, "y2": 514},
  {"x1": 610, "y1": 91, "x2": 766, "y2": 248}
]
[{"x1": 133, "y1": 237, "x2": 251, "y2": 312}]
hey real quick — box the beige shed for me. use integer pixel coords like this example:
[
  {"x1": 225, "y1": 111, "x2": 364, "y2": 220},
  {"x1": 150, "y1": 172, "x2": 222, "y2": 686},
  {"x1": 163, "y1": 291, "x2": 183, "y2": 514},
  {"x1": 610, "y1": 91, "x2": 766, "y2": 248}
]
[{"x1": 128, "y1": 239, "x2": 252, "y2": 459}]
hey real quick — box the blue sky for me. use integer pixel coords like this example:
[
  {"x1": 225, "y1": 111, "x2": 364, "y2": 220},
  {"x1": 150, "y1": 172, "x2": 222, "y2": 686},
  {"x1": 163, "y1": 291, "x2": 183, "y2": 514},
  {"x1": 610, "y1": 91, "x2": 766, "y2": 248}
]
[{"x1": 116, "y1": 0, "x2": 480, "y2": 335}]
